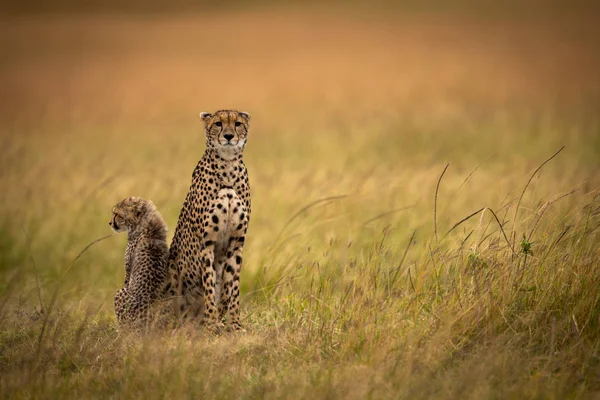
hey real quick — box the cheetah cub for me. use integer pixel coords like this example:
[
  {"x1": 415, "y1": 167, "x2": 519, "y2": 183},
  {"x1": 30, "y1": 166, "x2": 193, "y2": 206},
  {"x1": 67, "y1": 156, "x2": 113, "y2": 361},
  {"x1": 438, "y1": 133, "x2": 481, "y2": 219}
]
[
  {"x1": 165, "y1": 110, "x2": 251, "y2": 332},
  {"x1": 109, "y1": 196, "x2": 169, "y2": 330}
]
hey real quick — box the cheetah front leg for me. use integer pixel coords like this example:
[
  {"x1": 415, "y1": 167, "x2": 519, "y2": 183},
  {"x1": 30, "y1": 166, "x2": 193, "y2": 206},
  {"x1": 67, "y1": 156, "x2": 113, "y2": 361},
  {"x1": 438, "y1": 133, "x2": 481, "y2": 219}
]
[
  {"x1": 198, "y1": 241, "x2": 219, "y2": 331},
  {"x1": 221, "y1": 236, "x2": 245, "y2": 331}
]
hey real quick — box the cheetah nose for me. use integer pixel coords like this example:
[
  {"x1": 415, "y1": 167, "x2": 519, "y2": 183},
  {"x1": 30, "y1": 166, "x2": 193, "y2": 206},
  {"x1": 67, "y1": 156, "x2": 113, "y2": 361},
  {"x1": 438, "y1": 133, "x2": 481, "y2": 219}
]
[{"x1": 224, "y1": 133, "x2": 234, "y2": 141}]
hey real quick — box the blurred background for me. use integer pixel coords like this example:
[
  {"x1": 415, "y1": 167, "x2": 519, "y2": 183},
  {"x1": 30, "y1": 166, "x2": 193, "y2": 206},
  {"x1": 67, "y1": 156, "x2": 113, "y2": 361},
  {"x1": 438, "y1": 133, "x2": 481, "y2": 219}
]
[{"x1": 1, "y1": 1, "x2": 599, "y2": 127}]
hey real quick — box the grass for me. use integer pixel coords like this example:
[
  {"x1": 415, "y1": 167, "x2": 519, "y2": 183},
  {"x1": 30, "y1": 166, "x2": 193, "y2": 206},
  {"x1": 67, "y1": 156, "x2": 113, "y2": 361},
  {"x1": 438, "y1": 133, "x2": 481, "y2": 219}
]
[{"x1": 1, "y1": 7, "x2": 600, "y2": 399}]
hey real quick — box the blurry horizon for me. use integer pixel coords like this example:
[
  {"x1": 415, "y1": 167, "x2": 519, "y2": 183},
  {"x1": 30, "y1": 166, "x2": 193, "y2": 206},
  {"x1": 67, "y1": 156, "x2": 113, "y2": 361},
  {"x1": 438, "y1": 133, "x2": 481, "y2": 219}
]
[
  {"x1": 2, "y1": 0, "x2": 600, "y2": 15},
  {"x1": 1, "y1": 2, "x2": 599, "y2": 132}
]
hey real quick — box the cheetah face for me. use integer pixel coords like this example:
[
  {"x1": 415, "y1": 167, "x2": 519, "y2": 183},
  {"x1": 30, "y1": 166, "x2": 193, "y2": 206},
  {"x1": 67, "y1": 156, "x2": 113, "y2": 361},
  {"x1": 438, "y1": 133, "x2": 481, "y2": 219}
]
[
  {"x1": 109, "y1": 196, "x2": 148, "y2": 233},
  {"x1": 200, "y1": 110, "x2": 250, "y2": 159}
]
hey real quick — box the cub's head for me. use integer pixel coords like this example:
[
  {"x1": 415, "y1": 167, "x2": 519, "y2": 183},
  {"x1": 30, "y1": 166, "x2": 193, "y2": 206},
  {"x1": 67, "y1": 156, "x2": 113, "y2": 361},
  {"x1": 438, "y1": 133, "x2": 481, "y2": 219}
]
[
  {"x1": 109, "y1": 196, "x2": 154, "y2": 233},
  {"x1": 200, "y1": 110, "x2": 250, "y2": 159}
]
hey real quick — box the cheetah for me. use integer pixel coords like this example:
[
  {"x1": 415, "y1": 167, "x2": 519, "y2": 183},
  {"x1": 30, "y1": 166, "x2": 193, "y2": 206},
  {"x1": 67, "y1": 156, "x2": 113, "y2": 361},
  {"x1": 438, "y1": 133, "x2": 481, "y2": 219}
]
[
  {"x1": 109, "y1": 196, "x2": 170, "y2": 330},
  {"x1": 165, "y1": 109, "x2": 251, "y2": 332}
]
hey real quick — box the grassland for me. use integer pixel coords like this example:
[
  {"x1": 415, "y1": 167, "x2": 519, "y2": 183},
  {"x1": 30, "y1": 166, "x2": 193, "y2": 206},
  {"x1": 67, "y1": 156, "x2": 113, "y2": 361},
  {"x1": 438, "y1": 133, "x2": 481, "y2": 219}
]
[{"x1": 1, "y1": 8, "x2": 600, "y2": 399}]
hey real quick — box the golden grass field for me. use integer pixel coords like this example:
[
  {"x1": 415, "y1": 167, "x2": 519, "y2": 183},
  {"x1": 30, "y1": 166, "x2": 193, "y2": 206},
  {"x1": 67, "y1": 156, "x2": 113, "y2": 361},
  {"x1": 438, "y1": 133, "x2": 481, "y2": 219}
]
[{"x1": 1, "y1": 6, "x2": 600, "y2": 398}]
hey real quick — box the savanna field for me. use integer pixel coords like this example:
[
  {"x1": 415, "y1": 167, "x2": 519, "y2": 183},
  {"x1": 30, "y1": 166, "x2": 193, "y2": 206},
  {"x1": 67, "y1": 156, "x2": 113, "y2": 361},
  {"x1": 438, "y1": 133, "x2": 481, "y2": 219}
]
[{"x1": 1, "y1": 4, "x2": 600, "y2": 398}]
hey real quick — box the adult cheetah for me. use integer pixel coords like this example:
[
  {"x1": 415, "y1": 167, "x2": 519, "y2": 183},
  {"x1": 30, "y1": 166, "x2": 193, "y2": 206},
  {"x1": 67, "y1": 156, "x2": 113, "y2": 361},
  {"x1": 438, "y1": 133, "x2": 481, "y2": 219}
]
[
  {"x1": 109, "y1": 196, "x2": 170, "y2": 330},
  {"x1": 165, "y1": 109, "x2": 251, "y2": 332}
]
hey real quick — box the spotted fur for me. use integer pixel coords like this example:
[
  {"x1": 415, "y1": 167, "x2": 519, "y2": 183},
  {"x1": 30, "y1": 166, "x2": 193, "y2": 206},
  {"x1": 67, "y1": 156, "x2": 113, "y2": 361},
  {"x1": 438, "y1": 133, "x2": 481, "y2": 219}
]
[
  {"x1": 165, "y1": 109, "x2": 251, "y2": 332},
  {"x1": 110, "y1": 197, "x2": 169, "y2": 330}
]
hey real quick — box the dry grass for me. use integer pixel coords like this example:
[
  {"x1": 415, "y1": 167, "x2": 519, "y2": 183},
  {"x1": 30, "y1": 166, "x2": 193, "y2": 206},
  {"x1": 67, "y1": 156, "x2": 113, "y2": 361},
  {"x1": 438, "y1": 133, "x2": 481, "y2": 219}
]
[{"x1": 1, "y1": 7, "x2": 600, "y2": 399}]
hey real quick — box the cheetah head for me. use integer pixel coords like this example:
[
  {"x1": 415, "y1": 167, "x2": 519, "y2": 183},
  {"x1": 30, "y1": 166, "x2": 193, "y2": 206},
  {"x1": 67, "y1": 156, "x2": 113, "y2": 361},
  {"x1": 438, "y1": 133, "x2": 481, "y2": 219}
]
[
  {"x1": 109, "y1": 196, "x2": 153, "y2": 233},
  {"x1": 200, "y1": 110, "x2": 250, "y2": 160}
]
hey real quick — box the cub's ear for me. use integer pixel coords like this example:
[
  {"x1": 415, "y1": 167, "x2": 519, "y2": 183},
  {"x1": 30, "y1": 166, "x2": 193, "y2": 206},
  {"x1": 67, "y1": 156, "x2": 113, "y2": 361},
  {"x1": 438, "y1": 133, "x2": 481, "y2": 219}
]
[
  {"x1": 199, "y1": 112, "x2": 213, "y2": 122},
  {"x1": 134, "y1": 202, "x2": 145, "y2": 218},
  {"x1": 239, "y1": 111, "x2": 250, "y2": 120}
]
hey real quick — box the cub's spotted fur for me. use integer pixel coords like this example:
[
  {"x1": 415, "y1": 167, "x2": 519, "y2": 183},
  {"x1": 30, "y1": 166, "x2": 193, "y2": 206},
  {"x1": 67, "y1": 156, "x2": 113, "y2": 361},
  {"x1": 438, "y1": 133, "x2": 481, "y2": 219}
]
[
  {"x1": 165, "y1": 110, "x2": 251, "y2": 332},
  {"x1": 110, "y1": 197, "x2": 169, "y2": 330}
]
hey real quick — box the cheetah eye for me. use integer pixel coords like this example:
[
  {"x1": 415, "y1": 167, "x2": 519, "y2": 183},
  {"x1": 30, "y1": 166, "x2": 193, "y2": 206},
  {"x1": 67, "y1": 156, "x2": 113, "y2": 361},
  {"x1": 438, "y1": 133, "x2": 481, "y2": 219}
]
[
  {"x1": 214, "y1": 121, "x2": 222, "y2": 127},
  {"x1": 235, "y1": 121, "x2": 242, "y2": 127}
]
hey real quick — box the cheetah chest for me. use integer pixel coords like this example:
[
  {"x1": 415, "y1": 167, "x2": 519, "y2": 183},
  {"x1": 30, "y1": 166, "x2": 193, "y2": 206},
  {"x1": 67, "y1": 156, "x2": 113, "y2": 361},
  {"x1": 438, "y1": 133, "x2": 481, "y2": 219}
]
[{"x1": 209, "y1": 188, "x2": 248, "y2": 256}]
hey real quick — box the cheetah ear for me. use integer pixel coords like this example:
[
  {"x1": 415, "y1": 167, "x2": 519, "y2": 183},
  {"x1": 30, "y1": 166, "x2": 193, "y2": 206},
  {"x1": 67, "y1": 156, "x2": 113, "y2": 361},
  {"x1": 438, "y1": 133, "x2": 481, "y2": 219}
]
[
  {"x1": 199, "y1": 112, "x2": 213, "y2": 123},
  {"x1": 133, "y1": 202, "x2": 145, "y2": 218},
  {"x1": 239, "y1": 111, "x2": 250, "y2": 120}
]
